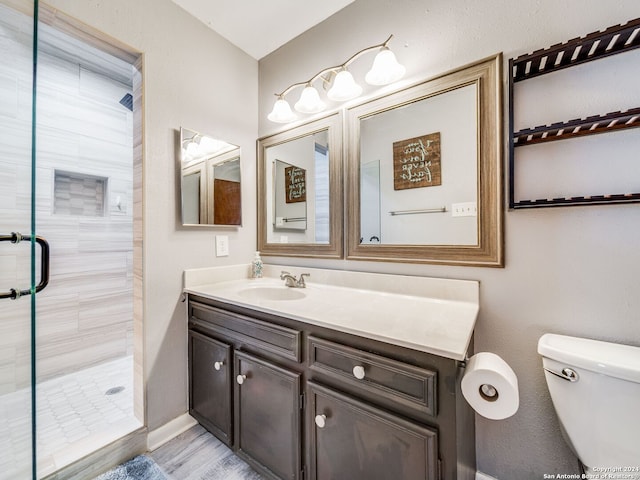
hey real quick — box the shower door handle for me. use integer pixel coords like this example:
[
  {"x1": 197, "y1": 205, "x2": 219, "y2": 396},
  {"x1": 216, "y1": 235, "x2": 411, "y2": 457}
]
[{"x1": 0, "y1": 232, "x2": 50, "y2": 300}]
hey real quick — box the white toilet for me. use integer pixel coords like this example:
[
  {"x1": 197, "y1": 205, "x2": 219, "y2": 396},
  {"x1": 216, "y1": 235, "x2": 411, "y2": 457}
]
[{"x1": 538, "y1": 333, "x2": 640, "y2": 474}]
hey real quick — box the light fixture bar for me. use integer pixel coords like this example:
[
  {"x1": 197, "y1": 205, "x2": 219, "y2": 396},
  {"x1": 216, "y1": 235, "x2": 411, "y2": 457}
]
[
  {"x1": 268, "y1": 34, "x2": 404, "y2": 123},
  {"x1": 273, "y1": 35, "x2": 395, "y2": 98}
]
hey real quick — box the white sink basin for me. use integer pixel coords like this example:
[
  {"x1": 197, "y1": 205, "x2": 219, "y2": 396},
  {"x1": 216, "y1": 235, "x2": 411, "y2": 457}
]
[{"x1": 238, "y1": 286, "x2": 306, "y2": 301}]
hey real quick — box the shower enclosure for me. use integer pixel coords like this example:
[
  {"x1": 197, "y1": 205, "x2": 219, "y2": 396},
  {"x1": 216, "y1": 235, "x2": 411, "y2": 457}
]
[{"x1": 0, "y1": 1, "x2": 143, "y2": 477}]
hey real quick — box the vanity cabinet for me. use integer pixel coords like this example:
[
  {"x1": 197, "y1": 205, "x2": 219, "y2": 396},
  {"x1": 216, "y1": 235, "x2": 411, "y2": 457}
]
[
  {"x1": 235, "y1": 351, "x2": 302, "y2": 480},
  {"x1": 188, "y1": 331, "x2": 232, "y2": 445},
  {"x1": 308, "y1": 381, "x2": 438, "y2": 480},
  {"x1": 187, "y1": 294, "x2": 475, "y2": 480}
]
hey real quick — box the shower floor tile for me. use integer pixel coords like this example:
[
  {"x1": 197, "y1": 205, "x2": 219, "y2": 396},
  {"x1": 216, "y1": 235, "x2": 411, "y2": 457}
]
[{"x1": 0, "y1": 355, "x2": 141, "y2": 480}]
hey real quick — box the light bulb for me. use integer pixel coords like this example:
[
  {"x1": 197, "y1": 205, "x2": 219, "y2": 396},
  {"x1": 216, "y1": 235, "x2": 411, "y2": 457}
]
[
  {"x1": 294, "y1": 85, "x2": 326, "y2": 114},
  {"x1": 267, "y1": 98, "x2": 297, "y2": 123},
  {"x1": 365, "y1": 47, "x2": 406, "y2": 86},
  {"x1": 327, "y1": 70, "x2": 363, "y2": 102},
  {"x1": 186, "y1": 141, "x2": 199, "y2": 156}
]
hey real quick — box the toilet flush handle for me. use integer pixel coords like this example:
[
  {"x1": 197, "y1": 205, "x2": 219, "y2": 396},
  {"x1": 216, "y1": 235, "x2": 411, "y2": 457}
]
[{"x1": 544, "y1": 367, "x2": 579, "y2": 382}]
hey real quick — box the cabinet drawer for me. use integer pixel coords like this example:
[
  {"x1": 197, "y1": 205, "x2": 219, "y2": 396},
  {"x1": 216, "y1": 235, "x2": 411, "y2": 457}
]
[
  {"x1": 190, "y1": 301, "x2": 302, "y2": 362},
  {"x1": 308, "y1": 336, "x2": 436, "y2": 416},
  {"x1": 307, "y1": 381, "x2": 439, "y2": 480}
]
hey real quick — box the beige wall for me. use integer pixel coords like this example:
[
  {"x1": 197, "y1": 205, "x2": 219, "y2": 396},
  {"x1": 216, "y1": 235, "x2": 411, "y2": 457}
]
[
  {"x1": 43, "y1": 0, "x2": 259, "y2": 430},
  {"x1": 258, "y1": 1, "x2": 640, "y2": 478}
]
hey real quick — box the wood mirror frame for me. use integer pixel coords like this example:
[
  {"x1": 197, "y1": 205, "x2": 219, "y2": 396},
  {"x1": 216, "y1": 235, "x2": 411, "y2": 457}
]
[
  {"x1": 346, "y1": 54, "x2": 504, "y2": 267},
  {"x1": 258, "y1": 113, "x2": 343, "y2": 259}
]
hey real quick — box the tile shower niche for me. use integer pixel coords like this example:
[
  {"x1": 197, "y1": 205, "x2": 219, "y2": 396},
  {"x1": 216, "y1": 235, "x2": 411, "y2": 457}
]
[{"x1": 54, "y1": 170, "x2": 108, "y2": 216}]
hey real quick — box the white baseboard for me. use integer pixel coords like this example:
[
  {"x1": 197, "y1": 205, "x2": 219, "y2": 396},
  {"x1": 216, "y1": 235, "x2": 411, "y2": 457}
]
[
  {"x1": 147, "y1": 413, "x2": 198, "y2": 451},
  {"x1": 477, "y1": 472, "x2": 499, "y2": 480}
]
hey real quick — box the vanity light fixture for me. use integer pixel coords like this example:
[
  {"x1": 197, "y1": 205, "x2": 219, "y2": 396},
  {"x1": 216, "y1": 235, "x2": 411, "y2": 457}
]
[
  {"x1": 267, "y1": 35, "x2": 405, "y2": 124},
  {"x1": 327, "y1": 69, "x2": 362, "y2": 102},
  {"x1": 181, "y1": 131, "x2": 235, "y2": 162}
]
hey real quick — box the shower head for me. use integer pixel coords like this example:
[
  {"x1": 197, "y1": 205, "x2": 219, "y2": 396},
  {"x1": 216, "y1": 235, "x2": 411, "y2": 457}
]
[{"x1": 119, "y1": 93, "x2": 133, "y2": 111}]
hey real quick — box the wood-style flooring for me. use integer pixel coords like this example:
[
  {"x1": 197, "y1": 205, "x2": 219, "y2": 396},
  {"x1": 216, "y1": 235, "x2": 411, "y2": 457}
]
[{"x1": 149, "y1": 425, "x2": 266, "y2": 480}]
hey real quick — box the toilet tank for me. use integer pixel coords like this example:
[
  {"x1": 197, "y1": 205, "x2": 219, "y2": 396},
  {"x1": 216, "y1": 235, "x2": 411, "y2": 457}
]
[{"x1": 538, "y1": 333, "x2": 640, "y2": 469}]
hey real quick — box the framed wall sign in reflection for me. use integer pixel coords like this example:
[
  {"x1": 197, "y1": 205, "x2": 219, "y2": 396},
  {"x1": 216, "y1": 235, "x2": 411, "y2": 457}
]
[
  {"x1": 285, "y1": 165, "x2": 306, "y2": 203},
  {"x1": 393, "y1": 132, "x2": 441, "y2": 190}
]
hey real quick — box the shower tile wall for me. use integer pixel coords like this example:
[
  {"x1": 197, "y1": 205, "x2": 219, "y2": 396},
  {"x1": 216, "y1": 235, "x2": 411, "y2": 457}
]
[{"x1": 0, "y1": 8, "x2": 134, "y2": 390}]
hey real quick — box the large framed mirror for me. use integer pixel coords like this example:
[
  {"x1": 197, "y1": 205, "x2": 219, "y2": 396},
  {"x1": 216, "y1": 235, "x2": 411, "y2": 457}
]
[
  {"x1": 180, "y1": 127, "x2": 242, "y2": 226},
  {"x1": 258, "y1": 113, "x2": 342, "y2": 258},
  {"x1": 346, "y1": 54, "x2": 503, "y2": 266}
]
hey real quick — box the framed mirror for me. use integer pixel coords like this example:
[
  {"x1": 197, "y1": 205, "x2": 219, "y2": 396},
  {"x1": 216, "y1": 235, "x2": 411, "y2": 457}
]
[
  {"x1": 346, "y1": 54, "x2": 503, "y2": 266},
  {"x1": 258, "y1": 113, "x2": 342, "y2": 258},
  {"x1": 180, "y1": 127, "x2": 242, "y2": 226}
]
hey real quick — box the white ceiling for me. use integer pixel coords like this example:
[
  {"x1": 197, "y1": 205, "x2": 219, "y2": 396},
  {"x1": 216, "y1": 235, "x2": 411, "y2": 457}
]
[{"x1": 171, "y1": 0, "x2": 355, "y2": 60}]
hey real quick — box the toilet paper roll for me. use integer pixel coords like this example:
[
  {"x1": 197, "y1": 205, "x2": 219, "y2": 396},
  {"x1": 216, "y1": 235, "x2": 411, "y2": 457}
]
[{"x1": 461, "y1": 352, "x2": 519, "y2": 420}]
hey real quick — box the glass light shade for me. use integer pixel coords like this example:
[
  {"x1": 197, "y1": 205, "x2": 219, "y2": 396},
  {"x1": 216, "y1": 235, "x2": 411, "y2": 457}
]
[
  {"x1": 294, "y1": 85, "x2": 326, "y2": 114},
  {"x1": 186, "y1": 141, "x2": 199, "y2": 157},
  {"x1": 365, "y1": 47, "x2": 406, "y2": 86},
  {"x1": 327, "y1": 70, "x2": 363, "y2": 102},
  {"x1": 268, "y1": 98, "x2": 297, "y2": 123}
]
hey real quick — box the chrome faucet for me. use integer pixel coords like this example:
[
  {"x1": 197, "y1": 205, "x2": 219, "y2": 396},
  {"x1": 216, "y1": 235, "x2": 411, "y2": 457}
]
[{"x1": 280, "y1": 271, "x2": 310, "y2": 288}]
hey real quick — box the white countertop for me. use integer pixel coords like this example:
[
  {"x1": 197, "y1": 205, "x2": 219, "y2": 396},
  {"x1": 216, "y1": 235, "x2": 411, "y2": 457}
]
[{"x1": 184, "y1": 264, "x2": 479, "y2": 361}]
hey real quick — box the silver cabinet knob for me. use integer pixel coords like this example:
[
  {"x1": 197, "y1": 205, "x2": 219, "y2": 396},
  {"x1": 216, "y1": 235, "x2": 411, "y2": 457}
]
[
  {"x1": 237, "y1": 374, "x2": 247, "y2": 385},
  {"x1": 315, "y1": 414, "x2": 327, "y2": 428},
  {"x1": 214, "y1": 361, "x2": 224, "y2": 371},
  {"x1": 352, "y1": 365, "x2": 366, "y2": 380}
]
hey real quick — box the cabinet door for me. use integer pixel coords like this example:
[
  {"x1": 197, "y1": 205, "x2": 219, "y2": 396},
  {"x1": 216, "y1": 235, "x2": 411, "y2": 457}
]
[
  {"x1": 307, "y1": 381, "x2": 439, "y2": 480},
  {"x1": 189, "y1": 331, "x2": 233, "y2": 445},
  {"x1": 235, "y1": 351, "x2": 302, "y2": 480}
]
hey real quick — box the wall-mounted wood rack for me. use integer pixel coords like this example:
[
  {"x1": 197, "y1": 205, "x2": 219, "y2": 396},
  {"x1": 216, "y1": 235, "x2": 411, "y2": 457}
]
[{"x1": 508, "y1": 18, "x2": 640, "y2": 209}]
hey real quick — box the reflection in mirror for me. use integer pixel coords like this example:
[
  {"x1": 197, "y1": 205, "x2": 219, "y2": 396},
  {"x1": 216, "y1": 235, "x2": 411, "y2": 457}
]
[
  {"x1": 264, "y1": 129, "x2": 330, "y2": 244},
  {"x1": 273, "y1": 160, "x2": 307, "y2": 231},
  {"x1": 360, "y1": 160, "x2": 381, "y2": 244},
  {"x1": 359, "y1": 84, "x2": 478, "y2": 245},
  {"x1": 347, "y1": 54, "x2": 503, "y2": 266},
  {"x1": 257, "y1": 113, "x2": 342, "y2": 259},
  {"x1": 180, "y1": 127, "x2": 241, "y2": 226}
]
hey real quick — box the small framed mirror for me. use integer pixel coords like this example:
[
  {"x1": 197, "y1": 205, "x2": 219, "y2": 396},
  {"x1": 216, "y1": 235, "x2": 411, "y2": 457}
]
[
  {"x1": 180, "y1": 127, "x2": 242, "y2": 226},
  {"x1": 258, "y1": 113, "x2": 342, "y2": 258},
  {"x1": 346, "y1": 54, "x2": 503, "y2": 266}
]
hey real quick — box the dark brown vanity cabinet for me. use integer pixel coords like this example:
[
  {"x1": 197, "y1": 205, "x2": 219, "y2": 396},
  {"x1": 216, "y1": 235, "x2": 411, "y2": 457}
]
[
  {"x1": 188, "y1": 294, "x2": 475, "y2": 480},
  {"x1": 307, "y1": 381, "x2": 438, "y2": 480},
  {"x1": 188, "y1": 330, "x2": 233, "y2": 445},
  {"x1": 235, "y1": 351, "x2": 302, "y2": 480}
]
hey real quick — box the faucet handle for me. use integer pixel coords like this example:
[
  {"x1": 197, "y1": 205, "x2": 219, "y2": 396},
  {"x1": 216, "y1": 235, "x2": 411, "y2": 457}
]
[
  {"x1": 280, "y1": 271, "x2": 291, "y2": 280},
  {"x1": 298, "y1": 273, "x2": 310, "y2": 287}
]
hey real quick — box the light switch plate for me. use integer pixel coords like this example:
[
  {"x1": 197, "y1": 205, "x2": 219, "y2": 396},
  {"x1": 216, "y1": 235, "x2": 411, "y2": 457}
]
[
  {"x1": 452, "y1": 202, "x2": 477, "y2": 217},
  {"x1": 215, "y1": 235, "x2": 229, "y2": 257}
]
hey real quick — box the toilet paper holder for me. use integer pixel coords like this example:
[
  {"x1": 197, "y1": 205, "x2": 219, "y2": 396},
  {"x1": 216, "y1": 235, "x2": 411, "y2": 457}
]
[
  {"x1": 461, "y1": 358, "x2": 500, "y2": 402},
  {"x1": 460, "y1": 351, "x2": 519, "y2": 419}
]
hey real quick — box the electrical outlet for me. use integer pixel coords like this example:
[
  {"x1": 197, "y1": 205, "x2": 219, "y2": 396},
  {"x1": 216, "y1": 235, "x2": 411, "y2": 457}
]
[
  {"x1": 215, "y1": 235, "x2": 229, "y2": 257},
  {"x1": 452, "y1": 202, "x2": 477, "y2": 217}
]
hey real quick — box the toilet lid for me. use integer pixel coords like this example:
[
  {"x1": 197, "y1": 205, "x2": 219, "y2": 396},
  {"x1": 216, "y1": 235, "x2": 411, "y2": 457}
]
[{"x1": 538, "y1": 333, "x2": 640, "y2": 383}]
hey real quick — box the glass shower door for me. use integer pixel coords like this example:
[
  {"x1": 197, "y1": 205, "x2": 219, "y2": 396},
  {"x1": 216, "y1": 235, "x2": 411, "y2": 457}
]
[{"x1": 0, "y1": 1, "x2": 44, "y2": 479}]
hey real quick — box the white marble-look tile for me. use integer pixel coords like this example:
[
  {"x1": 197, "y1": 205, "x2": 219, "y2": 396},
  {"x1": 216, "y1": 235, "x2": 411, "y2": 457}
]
[{"x1": 0, "y1": 356, "x2": 140, "y2": 480}]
